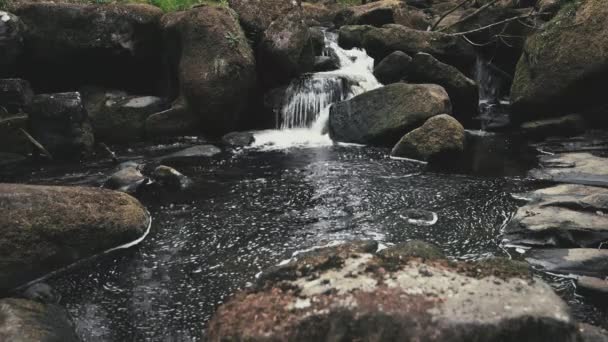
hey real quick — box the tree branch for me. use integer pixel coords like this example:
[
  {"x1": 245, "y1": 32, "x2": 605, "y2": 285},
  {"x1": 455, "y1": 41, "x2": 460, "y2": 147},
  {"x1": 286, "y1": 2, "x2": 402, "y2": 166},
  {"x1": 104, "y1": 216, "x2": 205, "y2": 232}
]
[
  {"x1": 439, "y1": 0, "x2": 500, "y2": 32},
  {"x1": 449, "y1": 12, "x2": 542, "y2": 36},
  {"x1": 430, "y1": 0, "x2": 471, "y2": 31}
]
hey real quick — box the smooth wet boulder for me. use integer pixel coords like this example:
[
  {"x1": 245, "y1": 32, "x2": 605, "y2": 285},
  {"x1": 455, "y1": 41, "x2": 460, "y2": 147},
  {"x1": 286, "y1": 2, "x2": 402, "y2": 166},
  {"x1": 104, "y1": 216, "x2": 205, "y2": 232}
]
[
  {"x1": 529, "y1": 153, "x2": 608, "y2": 187},
  {"x1": 503, "y1": 184, "x2": 608, "y2": 248},
  {"x1": 391, "y1": 114, "x2": 465, "y2": 162},
  {"x1": 526, "y1": 248, "x2": 608, "y2": 278},
  {"x1": 0, "y1": 11, "x2": 23, "y2": 77},
  {"x1": 511, "y1": 0, "x2": 608, "y2": 121},
  {"x1": 313, "y1": 56, "x2": 339, "y2": 72},
  {"x1": 0, "y1": 78, "x2": 33, "y2": 114},
  {"x1": 105, "y1": 165, "x2": 148, "y2": 193},
  {"x1": 222, "y1": 131, "x2": 255, "y2": 147},
  {"x1": 158, "y1": 145, "x2": 221, "y2": 165},
  {"x1": 334, "y1": 0, "x2": 429, "y2": 30},
  {"x1": 161, "y1": 5, "x2": 257, "y2": 136},
  {"x1": 82, "y1": 88, "x2": 168, "y2": 143},
  {"x1": 153, "y1": 165, "x2": 191, "y2": 189},
  {"x1": 145, "y1": 99, "x2": 200, "y2": 138},
  {"x1": 339, "y1": 24, "x2": 475, "y2": 71},
  {"x1": 408, "y1": 53, "x2": 478, "y2": 124},
  {"x1": 0, "y1": 183, "x2": 150, "y2": 293},
  {"x1": 14, "y1": 3, "x2": 163, "y2": 92},
  {"x1": 208, "y1": 241, "x2": 579, "y2": 341},
  {"x1": 257, "y1": 10, "x2": 315, "y2": 87},
  {"x1": 373, "y1": 51, "x2": 412, "y2": 85},
  {"x1": 28, "y1": 92, "x2": 94, "y2": 160},
  {"x1": 329, "y1": 83, "x2": 451, "y2": 146},
  {"x1": 0, "y1": 298, "x2": 79, "y2": 342}
]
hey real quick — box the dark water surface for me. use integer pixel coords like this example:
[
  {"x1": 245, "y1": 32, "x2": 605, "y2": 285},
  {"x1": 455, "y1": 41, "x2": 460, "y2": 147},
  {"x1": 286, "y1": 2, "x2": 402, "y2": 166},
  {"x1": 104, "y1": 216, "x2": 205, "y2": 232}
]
[{"x1": 1, "y1": 137, "x2": 604, "y2": 341}]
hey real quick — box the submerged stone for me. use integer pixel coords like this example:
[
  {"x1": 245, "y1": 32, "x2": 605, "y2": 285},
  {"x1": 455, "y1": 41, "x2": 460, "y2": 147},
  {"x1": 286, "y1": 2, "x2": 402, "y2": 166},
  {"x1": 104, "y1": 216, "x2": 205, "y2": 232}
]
[
  {"x1": 158, "y1": 145, "x2": 221, "y2": 164},
  {"x1": 526, "y1": 248, "x2": 608, "y2": 278},
  {"x1": 529, "y1": 153, "x2": 608, "y2": 187}
]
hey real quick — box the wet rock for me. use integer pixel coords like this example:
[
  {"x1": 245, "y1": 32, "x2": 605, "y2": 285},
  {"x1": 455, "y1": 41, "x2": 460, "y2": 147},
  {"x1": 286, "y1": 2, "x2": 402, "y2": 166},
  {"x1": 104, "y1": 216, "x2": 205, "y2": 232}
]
[
  {"x1": 520, "y1": 114, "x2": 586, "y2": 139},
  {"x1": 373, "y1": 51, "x2": 412, "y2": 85},
  {"x1": 526, "y1": 248, "x2": 608, "y2": 278},
  {"x1": 82, "y1": 88, "x2": 168, "y2": 143},
  {"x1": 337, "y1": 25, "x2": 373, "y2": 50},
  {"x1": 158, "y1": 145, "x2": 221, "y2": 165},
  {"x1": 145, "y1": 100, "x2": 200, "y2": 138},
  {"x1": 222, "y1": 131, "x2": 255, "y2": 147},
  {"x1": 511, "y1": 0, "x2": 608, "y2": 120},
  {"x1": 0, "y1": 183, "x2": 150, "y2": 292},
  {"x1": 28, "y1": 92, "x2": 95, "y2": 160},
  {"x1": 397, "y1": 208, "x2": 438, "y2": 226},
  {"x1": 503, "y1": 184, "x2": 608, "y2": 248},
  {"x1": 227, "y1": 0, "x2": 296, "y2": 44},
  {"x1": 334, "y1": 0, "x2": 429, "y2": 30},
  {"x1": 161, "y1": 5, "x2": 257, "y2": 136},
  {"x1": 309, "y1": 26, "x2": 325, "y2": 56},
  {"x1": 407, "y1": 53, "x2": 479, "y2": 124},
  {"x1": 0, "y1": 78, "x2": 33, "y2": 114},
  {"x1": 0, "y1": 298, "x2": 79, "y2": 342},
  {"x1": 578, "y1": 323, "x2": 608, "y2": 342},
  {"x1": 313, "y1": 56, "x2": 339, "y2": 72},
  {"x1": 257, "y1": 10, "x2": 314, "y2": 87},
  {"x1": 22, "y1": 283, "x2": 61, "y2": 304},
  {"x1": 208, "y1": 241, "x2": 578, "y2": 341},
  {"x1": 153, "y1": 165, "x2": 191, "y2": 190},
  {"x1": 105, "y1": 166, "x2": 148, "y2": 193},
  {"x1": 14, "y1": 3, "x2": 162, "y2": 92},
  {"x1": 329, "y1": 83, "x2": 451, "y2": 146},
  {"x1": 0, "y1": 11, "x2": 23, "y2": 77},
  {"x1": 339, "y1": 24, "x2": 475, "y2": 72},
  {"x1": 576, "y1": 276, "x2": 608, "y2": 303},
  {"x1": 391, "y1": 114, "x2": 465, "y2": 162},
  {"x1": 529, "y1": 153, "x2": 608, "y2": 187}
]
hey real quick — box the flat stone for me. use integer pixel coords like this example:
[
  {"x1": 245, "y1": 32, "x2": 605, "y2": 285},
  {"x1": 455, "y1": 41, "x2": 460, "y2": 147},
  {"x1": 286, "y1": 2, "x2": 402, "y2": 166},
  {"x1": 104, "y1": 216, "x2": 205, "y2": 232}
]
[
  {"x1": 577, "y1": 276, "x2": 608, "y2": 302},
  {"x1": 529, "y1": 153, "x2": 608, "y2": 187},
  {"x1": 526, "y1": 248, "x2": 608, "y2": 278},
  {"x1": 158, "y1": 145, "x2": 221, "y2": 164},
  {"x1": 503, "y1": 184, "x2": 608, "y2": 247}
]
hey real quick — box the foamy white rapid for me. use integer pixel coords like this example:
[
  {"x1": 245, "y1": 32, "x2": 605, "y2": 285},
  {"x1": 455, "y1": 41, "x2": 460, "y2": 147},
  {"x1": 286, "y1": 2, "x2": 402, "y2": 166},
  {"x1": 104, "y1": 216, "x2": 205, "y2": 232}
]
[{"x1": 252, "y1": 31, "x2": 381, "y2": 150}]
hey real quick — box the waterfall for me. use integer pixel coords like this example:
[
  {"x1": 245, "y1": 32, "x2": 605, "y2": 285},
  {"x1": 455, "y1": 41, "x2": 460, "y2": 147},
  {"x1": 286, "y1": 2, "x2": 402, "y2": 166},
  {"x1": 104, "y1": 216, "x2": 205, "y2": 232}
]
[
  {"x1": 252, "y1": 31, "x2": 381, "y2": 150},
  {"x1": 473, "y1": 57, "x2": 511, "y2": 131}
]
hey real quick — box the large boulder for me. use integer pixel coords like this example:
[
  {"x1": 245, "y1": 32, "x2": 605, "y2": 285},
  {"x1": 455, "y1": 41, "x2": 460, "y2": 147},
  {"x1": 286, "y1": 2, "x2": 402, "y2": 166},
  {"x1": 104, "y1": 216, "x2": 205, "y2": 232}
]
[
  {"x1": 82, "y1": 87, "x2": 168, "y2": 143},
  {"x1": 329, "y1": 83, "x2": 451, "y2": 146},
  {"x1": 510, "y1": 0, "x2": 608, "y2": 121},
  {"x1": 338, "y1": 24, "x2": 475, "y2": 72},
  {"x1": 161, "y1": 5, "x2": 257, "y2": 136},
  {"x1": 208, "y1": 241, "x2": 580, "y2": 341},
  {"x1": 14, "y1": 3, "x2": 163, "y2": 93},
  {"x1": 373, "y1": 51, "x2": 412, "y2": 85},
  {"x1": 0, "y1": 183, "x2": 150, "y2": 293},
  {"x1": 257, "y1": 10, "x2": 315, "y2": 87},
  {"x1": 227, "y1": 0, "x2": 296, "y2": 44},
  {"x1": 503, "y1": 184, "x2": 608, "y2": 248},
  {"x1": 0, "y1": 11, "x2": 23, "y2": 77},
  {"x1": 408, "y1": 53, "x2": 478, "y2": 124},
  {"x1": 391, "y1": 114, "x2": 465, "y2": 162},
  {"x1": 0, "y1": 298, "x2": 79, "y2": 342},
  {"x1": 0, "y1": 78, "x2": 33, "y2": 114},
  {"x1": 27, "y1": 92, "x2": 94, "y2": 160}
]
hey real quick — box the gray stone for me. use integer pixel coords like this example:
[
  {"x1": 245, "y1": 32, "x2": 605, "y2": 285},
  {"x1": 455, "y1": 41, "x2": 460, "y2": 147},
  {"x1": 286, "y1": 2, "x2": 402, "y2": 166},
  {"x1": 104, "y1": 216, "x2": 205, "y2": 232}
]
[
  {"x1": 529, "y1": 153, "x2": 608, "y2": 187},
  {"x1": 526, "y1": 248, "x2": 608, "y2": 278},
  {"x1": 105, "y1": 166, "x2": 148, "y2": 193},
  {"x1": 373, "y1": 51, "x2": 412, "y2": 85},
  {"x1": 0, "y1": 298, "x2": 79, "y2": 342},
  {"x1": 153, "y1": 165, "x2": 191, "y2": 189},
  {"x1": 222, "y1": 131, "x2": 255, "y2": 147},
  {"x1": 0, "y1": 183, "x2": 150, "y2": 292},
  {"x1": 158, "y1": 145, "x2": 221, "y2": 164},
  {"x1": 28, "y1": 92, "x2": 94, "y2": 160},
  {"x1": 329, "y1": 83, "x2": 451, "y2": 146},
  {"x1": 503, "y1": 184, "x2": 608, "y2": 248}
]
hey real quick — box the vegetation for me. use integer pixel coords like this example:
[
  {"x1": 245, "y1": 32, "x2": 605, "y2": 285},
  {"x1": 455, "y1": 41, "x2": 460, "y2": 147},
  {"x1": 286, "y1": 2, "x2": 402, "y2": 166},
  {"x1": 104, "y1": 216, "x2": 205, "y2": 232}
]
[{"x1": 0, "y1": 0, "x2": 228, "y2": 12}]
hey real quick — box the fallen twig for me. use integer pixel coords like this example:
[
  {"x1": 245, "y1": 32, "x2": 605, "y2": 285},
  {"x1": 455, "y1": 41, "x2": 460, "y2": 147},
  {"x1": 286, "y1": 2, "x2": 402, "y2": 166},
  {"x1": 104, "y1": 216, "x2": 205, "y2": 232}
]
[
  {"x1": 449, "y1": 12, "x2": 543, "y2": 36},
  {"x1": 19, "y1": 128, "x2": 53, "y2": 159},
  {"x1": 439, "y1": 0, "x2": 499, "y2": 32}
]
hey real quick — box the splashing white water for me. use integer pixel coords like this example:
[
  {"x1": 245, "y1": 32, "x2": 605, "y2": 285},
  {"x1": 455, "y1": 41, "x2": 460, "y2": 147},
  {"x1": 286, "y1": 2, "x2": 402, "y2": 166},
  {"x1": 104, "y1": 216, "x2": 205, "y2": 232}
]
[{"x1": 252, "y1": 31, "x2": 381, "y2": 150}]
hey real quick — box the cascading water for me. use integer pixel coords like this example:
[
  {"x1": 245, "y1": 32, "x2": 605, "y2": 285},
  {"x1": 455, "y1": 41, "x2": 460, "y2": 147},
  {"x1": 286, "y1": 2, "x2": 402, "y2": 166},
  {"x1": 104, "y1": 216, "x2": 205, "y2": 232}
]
[
  {"x1": 252, "y1": 31, "x2": 381, "y2": 149},
  {"x1": 473, "y1": 57, "x2": 512, "y2": 131}
]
